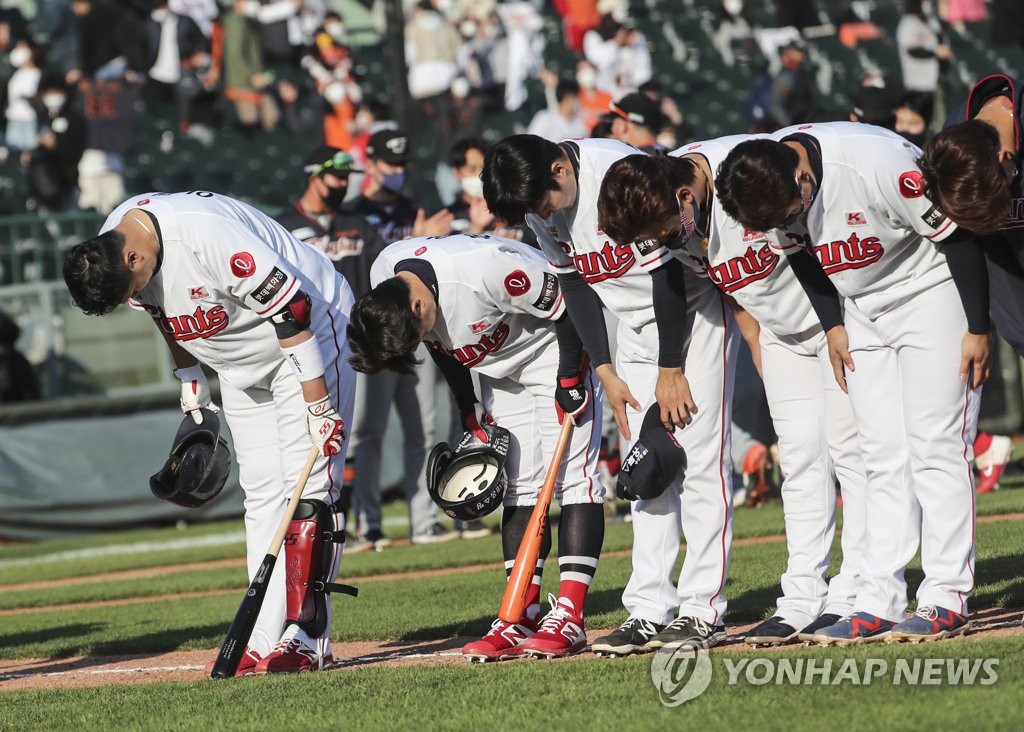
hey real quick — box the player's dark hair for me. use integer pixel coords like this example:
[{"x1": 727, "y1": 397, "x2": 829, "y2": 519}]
[
  {"x1": 598, "y1": 154, "x2": 700, "y2": 245},
  {"x1": 347, "y1": 277, "x2": 423, "y2": 374},
  {"x1": 448, "y1": 136, "x2": 489, "y2": 169},
  {"x1": 63, "y1": 230, "x2": 132, "y2": 316},
  {"x1": 482, "y1": 134, "x2": 565, "y2": 226},
  {"x1": 716, "y1": 139, "x2": 802, "y2": 231},
  {"x1": 918, "y1": 120, "x2": 1010, "y2": 236}
]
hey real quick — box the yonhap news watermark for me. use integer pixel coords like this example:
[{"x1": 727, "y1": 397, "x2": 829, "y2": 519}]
[{"x1": 650, "y1": 642, "x2": 1000, "y2": 706}]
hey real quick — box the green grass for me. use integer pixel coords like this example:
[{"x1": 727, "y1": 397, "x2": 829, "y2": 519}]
[
  {"x1": 2, "y1": 636, "x2": 1022, "y2": 731},
  {"x1": 1, "y1": 514, "x2": 1021, "y2": 660}
]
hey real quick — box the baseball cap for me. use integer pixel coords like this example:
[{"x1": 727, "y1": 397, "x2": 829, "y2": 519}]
[
  {"x1": 367, "y1": 129, "x2": 410, "y2": 165},
  {"x1": 609, "y1": 93, "x2": 663, "y2": 131},
  {"x1": 303, "y1": 146, "x2": 362, "y2": 177},
  {"x1": 615, "y1": 404, "x2": 687, "y2": 501}
]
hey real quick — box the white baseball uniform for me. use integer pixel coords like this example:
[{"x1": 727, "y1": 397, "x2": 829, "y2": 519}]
[
  {"x1": 101, "y1": 191, "x2": 356, "y2": 657},
  {"x1": 765, "y1": 122, "x2": 980, "y2": 620},
  {"x1": 370, "y1": 234, "x2": 604, "y2": 505},
  {"x1": 673, "y1": 135, "x2": 866, "y2": 628},
  {"x1": 528, "y1": 138, "x2": 738, "y2": 625}
]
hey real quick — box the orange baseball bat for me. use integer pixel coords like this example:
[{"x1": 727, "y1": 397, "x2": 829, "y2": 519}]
[{"x1": 498, "y1": 415, "x2": 575, "y2": 623}]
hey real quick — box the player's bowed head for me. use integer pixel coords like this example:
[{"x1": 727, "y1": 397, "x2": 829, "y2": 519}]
[
  {"x1": 481, "y1": 134, "x2": 579, "y2": 225},
  {"x1": 715, "y1": 139, "x2": 816, "y2": 233},
  {"x1": 347, "y1": 275, "x2": 433, "y2": 375}
]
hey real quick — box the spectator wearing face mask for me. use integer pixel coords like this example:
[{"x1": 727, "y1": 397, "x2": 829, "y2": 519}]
[
  {"x1": 4, "y1": 39, "x2": 40, "y2": 152},
  {"x1": 575, "y1": 59, "x2": 612, "y2": 133},
  {"x1": 527, "y1": 78, "x2": 587, "y2": 142},
  {"x1": 24, "y1": 73, "x2": 86, "y2": 213},
  {"x1": 445, "y1": 136, "x2": 537, "y2": 245},
  {"x1": 894, "y1": 90, "x2": 934, "y2": 147}
]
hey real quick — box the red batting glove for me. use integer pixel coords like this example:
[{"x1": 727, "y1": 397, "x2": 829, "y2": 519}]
[{"x1": 555, "y1": 373, "x2": 589, "y2": 425}]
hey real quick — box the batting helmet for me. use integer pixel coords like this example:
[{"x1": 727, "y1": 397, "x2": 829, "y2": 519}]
[
  {"x1": 150, "y1": 408, "x2": 232, "y2": 508},
  {"x1": 427, "y1": 424, "x2": 511, "y2": 521}
]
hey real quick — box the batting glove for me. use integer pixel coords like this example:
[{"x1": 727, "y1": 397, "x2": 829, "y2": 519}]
[
  {"x1": 555, "y1": 373, "x2": 589, "y2": 426},
  {"x1": 461, "y1": 406, "x2": 495, "y2": 443},
  {"x1": 174, "y1": 364, "x2": 218, "y2": 424},
  {"x1": 306, "y1": 396, "x2": 347, "y2": 456}
]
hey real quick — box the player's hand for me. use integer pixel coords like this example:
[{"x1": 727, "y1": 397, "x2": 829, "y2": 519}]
[
  {"x1": 826, "y1": 325, "x2": 855, "y2": 394},
  {"x1": 655, "y1": 367, "x2": 696, "y2": 430},
  {"x1": 306, "y1": 396, "x2": 347, "y2": 456},
  {"x1": 174, "y1": 364, "x2": 218, "y2": 424},
  {"x1": 960, "y1": 331, "x2": 992, "y2": 388},
  {"x1": 462, "y1": 406, "x2": 495, "y2": 443},
  {"x1": 555, "y1": 373, "x2": 590, "y2": 426},
  {"x1": 413, "y1": 208, "x2": 455, "y2": 237},
  {"x1": 596, "y1": 364, "x2": 641, "y2": 440}
]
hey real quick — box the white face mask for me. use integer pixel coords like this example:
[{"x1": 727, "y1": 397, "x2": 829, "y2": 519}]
[
  {"x1": 460, "y1": 20, "x2": 478, "y2": 37},
  {"x1": 576, "y1": 68, "x2": 597, "y2": 89},
  {"x1": 42, "y1": 93, "x2": 65, "y2": 111},
  {"x1": 9, "y1": 46, "x2": 30, "y2": 68},
  {"x1": 451, "y1": 76, "x2": 471, "y2": 99},
  {"x1": 460, "y1": 175, "x2": 484, "y2": 199},
  {"x1": 325, "y1": 22, "x2": 344, "y2": 41},
  {"x1": 723, "y1": 0, "x2": 743, "y2": 15},
  {"x1": 323, "y1": 82, "x2": 347, "y2": 104},
  {"x1": 151, "y1": 8, "x2": 170, "y2": 22}
]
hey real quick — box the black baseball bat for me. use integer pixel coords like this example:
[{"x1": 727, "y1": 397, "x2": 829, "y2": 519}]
[{"x1": 210, "y1": 445, "x2": 320, "y2": 678}]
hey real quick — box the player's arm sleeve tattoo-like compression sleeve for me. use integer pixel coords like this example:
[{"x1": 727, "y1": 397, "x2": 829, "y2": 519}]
[
  {"x1": 787, "y1": 248, "x2": 844, "y2": 331},
  {"x1": 428, "y1": 347, "x2": 478, "y2": 418},
  {"x1": 651, "y1": 257, "x2": 689, "y2": 369},
  {"x1": 556, "y1": 269, "x2": 612, "y2": 368},
  {"x1": 941, "y1": 230, "x2": 991, "y2": 334},
  {"x1": 554, "y1": 312, "x2": 586, "y2": 376}
]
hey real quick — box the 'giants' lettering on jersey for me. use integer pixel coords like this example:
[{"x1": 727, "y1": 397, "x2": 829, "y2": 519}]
[
  {"x1": 703, "y1": 244, "x2": 780, "y2": 293},
  {"x1": 140, "y1": 303, "x2": 230, "y2": 341},
  {"x1": 1003, "y1": 196, "x2": 1024, "y2": 230},
  {"x1": 812, "y1": 232, "x2": 884, "y2": 274},
  {"x1": 572, "y1": 241, "x2": 635, "y2": 283},
  {"x1": 431, "y1": 323, "x2": 511, "y2": 368}
]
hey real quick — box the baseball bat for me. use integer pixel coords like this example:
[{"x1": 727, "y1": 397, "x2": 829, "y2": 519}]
[
  {"x1": 211, "y1": 445, "x2": 320, "y2": 679},
  {"x1": 498, "y1": 416, "x2": 575, "y2": 623}
]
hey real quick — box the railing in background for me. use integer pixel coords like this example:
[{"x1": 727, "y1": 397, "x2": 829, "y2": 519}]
[{"x1": 0, "y1": 211, "x2": 106, "y2": 286}]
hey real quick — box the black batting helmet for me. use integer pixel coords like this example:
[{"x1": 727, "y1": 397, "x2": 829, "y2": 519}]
[
  {"x1": 150, "y1": 408, "x2": 232, "y2": 508},
  {"x1": 427, "y1": 424, "x2": 511, "y2": 521}
]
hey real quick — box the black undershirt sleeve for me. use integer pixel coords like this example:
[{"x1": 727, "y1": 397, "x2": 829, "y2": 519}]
[
  {"x1": 651, "y1": 258, "x2": 689, "y2": 369},
  {"x1": 787, "y1": 248, "x2": 844, "y2": 331},
  {"x1": 554, "y1": 313, "x2": 586, "y2": 376},
  {"x1": 428, "y1": 348, "x2": 477, "y2": 420},
  {"x1": 556, "y1": 270, "x2": 612, "y2": 368},
  {"x1": 942, "y1": 229, "x2": 991, "y2": 334}
]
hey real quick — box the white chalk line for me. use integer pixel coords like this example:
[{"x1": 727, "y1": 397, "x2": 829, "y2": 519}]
[{"x1": 0, "y1": 651, "x2": 464, "y2": 682}]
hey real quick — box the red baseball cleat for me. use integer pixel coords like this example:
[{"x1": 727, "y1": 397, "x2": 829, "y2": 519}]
[
  {"x1": 462, "y1": 616, "x2": 539, "y2": 663},
  {"x1": 519, "y1": 595, "x2": 587, "y2": 659},
  {"x1": 203, "y1": 647, "x2": 263, "y2": 677},
  {"x1": 254, "y1": 625, "x2": 333, "y2": 674}
]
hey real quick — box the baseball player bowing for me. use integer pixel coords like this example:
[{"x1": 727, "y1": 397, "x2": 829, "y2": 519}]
[
  {"x1": 63, "y1": 191, "x2": 356, "y2": 675},
  {"x1": 346, "y1": 233, "x2": 605, "y2": 661},
  {"x1": 597, "y1": 137, "x2": 868, "y2": 648},
  {"x1": 483, "y1": 135, "x2": 739, "y2": 654},
  {"x1": 717, "y1": 122, "x2": 990, "y2": 644}
]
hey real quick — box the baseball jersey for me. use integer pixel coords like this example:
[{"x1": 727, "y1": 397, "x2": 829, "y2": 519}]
[
  {"x1": 369, "y1": 234, "x2": 565, "y2": 380},
  {"x1": 101, "y1": 191, "x2": 352, "y2": 390},
  {"x1": 527, "y1": 138, "x2": 698, "y2": 329},
  {"x1": 765, "y1": 122, "x2": 957, "y2": 319}
]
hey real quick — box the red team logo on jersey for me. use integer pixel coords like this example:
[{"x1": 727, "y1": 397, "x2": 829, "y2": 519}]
[
  {"x1": 470, "y1": 319, "x2": 491, "y2": 334},
  {"x1": 504, "y1": 270, "x2": 531, "y2": 296},
  {"x1": 703, "y1": 244, "x2": 780, "y2": 293},
  {"x1": 415, "y1": 246, "x2": 428, "y2": 256},
  {"x1": 189, "y1": 286, "x2": 209, "y2": 300},
  {"x1": 846, "y1": 211, "x2": 867, "y2": 226},
  {"x1": 813, "y1": 233, "x2": 884, "y2": 274},
  {"x1": 230, "y1": 252, "x2": 256, "y2": 277},
  {"x1": 139, "y1": 303, "x2": 230, "y2": 341},
  {"x1": 898, "y1": 171, "x2": 925, "y2": 198},
  {"x1": 428, "y1": 323, "x2": 511, "y2": 368},
  {"x1": 573, "y1": 241, "x2": 635, "y2": 283}
]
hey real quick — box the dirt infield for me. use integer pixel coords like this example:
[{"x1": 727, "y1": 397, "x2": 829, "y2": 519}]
[{"x1": 1, "y1": 607, "x2": 1020, "y2": 692}]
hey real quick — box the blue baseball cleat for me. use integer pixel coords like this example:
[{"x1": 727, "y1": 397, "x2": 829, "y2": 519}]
[
  {"x1": 810, "y1": 611, "x2": 895, "y2": 646},
  {"x1": 887, "y1": 605, "x2": 970, "y2": 643}
]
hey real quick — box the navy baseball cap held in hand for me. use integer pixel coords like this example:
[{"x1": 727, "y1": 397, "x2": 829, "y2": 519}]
[{"x1": 616, "y1": 404, "x2": 687, "y2": 501}]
